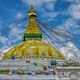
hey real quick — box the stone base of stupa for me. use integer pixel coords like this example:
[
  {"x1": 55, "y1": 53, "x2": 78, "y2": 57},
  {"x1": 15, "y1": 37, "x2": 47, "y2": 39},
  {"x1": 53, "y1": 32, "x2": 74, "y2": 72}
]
[{"x1": 0, "y1": 58, "x2": 80, "y2": 80}]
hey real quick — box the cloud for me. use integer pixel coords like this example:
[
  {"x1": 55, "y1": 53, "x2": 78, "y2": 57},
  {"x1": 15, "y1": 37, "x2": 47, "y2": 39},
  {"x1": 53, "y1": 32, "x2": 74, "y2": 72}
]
[
  {"x1": 44, "y1": 1, "x2": 56, "y2": 11},
  {"x1": 0, "y1": 23, "x2": 9, "y2": 49},
  {"x1": 0, "y1": 11, "x2": 25, "y2": 50},
  {"x1": 22, "y1": 0, "x2": 57, "y2": 21},
  {"x1": 0, "y1": 36, "x2": 8, "y2": 45},
  {"x1": 57, "y1": 18, "x2": 80, "y2": 35},
  {"x1": 22, "y1": 0, "x2": 56, "y2": 7},
  {"x1": 22, "y1": 0, "x2": 43, "y2": 7},
  {"x1": 9, "y1": 24, "x2": 24, "y2": 40},
  {"x1": 0, "y1": 23, "x2": 24, "y2": 50},
  {"x1": 69, "y1": 4, "x2": 80, "y2": 19},
  {"x1": 42, "y1": 12, "x2": 58, "y2": 21},
  {"x1": 35, "y1": 1, "x2": 58, "y2": 21},
  {"x1": 16, "y1": 12, "x2": 24, "y2": 19},
  {"x1": 66, "y1": 0, "x2": 80, "y2": 4},
  {"x1": 0, "y1": 45, "x2": 9, "y2": 52},
  {"x1": 58, "y1": 18, "x2": 76, "y2": 30},
  {"x1": 73, "y1": 27, "x2": 80, "y2": 34}
]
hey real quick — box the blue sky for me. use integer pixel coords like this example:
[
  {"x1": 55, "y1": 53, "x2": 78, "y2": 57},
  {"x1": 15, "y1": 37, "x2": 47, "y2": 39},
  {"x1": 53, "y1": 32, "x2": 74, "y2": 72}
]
[{"x1": 0, "y1": 0, "x2": 80, "y2": 51}]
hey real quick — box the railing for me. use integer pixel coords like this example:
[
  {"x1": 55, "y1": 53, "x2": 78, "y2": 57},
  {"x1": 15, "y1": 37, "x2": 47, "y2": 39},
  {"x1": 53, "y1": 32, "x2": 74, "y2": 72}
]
[
  {"x1": 2, "y1": 55, "x2": 64, "y2": 60},
  {"x1": 0, "y1": 75, "x2": 80, "y2": 80},
  {"x1": 61, "y1": 78, "x2": 80, "y2": 80},
  {"x1": 0, "y1": 75, "x2": 59, "y2": 80}
]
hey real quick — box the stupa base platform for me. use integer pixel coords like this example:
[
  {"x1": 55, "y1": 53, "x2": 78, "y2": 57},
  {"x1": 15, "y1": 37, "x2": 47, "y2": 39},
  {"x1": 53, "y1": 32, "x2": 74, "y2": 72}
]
[
  {"x1": 0, "y1": 75, "x2": 59, "y2": 80},
  {"x1": 0, "y1": 75, "x2": 80, "y2": 80},
  {"x1": 0, "y1": 59, "x2": 80, "y2": 80}
]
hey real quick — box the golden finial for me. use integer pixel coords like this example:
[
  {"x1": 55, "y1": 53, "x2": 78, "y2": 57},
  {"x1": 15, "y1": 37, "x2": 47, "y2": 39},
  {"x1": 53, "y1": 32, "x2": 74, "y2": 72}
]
[{"x1": 28, "y1": 5, "x2": 37, "y2": 17}]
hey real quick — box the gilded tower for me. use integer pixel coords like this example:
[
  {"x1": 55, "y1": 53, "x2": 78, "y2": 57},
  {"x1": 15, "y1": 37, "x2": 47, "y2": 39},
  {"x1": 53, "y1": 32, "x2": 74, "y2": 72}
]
[{"x1": 24, "y1": 6, "x2": 42, "y2": 41}]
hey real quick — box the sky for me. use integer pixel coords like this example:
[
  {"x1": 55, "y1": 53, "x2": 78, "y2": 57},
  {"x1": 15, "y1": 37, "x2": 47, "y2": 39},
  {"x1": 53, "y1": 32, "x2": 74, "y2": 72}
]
[{"x1": 0, "y1": 0, "x2": 80, "y2": 51}]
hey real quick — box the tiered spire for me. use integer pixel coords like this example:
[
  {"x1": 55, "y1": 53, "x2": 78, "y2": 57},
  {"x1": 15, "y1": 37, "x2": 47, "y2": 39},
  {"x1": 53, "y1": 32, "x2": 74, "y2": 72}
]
[{"x1": 24, "y1": 5, "x2": 42, "y2": 41}]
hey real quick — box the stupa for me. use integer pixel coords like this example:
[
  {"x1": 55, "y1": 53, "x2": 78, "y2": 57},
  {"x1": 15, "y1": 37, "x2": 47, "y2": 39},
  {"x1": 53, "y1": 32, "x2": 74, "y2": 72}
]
[
  {"x1": 0, "y1": 6, "x2": 80, "y2": 80},
  {"x1": 2, "y1": 6, "x2": 64, "y2": 60}
]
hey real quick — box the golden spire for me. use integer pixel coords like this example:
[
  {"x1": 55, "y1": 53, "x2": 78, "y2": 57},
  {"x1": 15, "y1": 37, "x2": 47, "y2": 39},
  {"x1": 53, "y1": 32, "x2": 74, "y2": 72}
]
[
  {"x1": 28, "y1": 5, "x2": 37, "y2": 17},
  {"x1": 24, "y1": 5, "x2": 42, "y2": 41}
]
